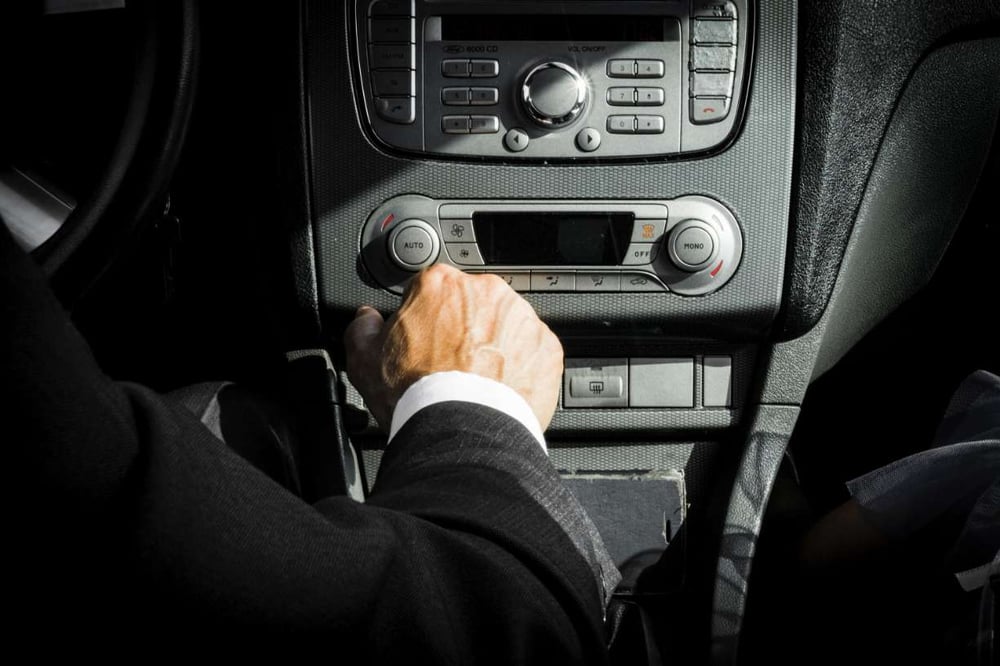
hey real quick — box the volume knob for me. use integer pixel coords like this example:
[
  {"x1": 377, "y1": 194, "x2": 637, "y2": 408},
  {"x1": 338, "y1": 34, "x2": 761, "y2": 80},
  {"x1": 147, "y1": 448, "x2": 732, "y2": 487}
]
[{"x1": 521, "y1": 62, "x2": 587, "y2": 128}]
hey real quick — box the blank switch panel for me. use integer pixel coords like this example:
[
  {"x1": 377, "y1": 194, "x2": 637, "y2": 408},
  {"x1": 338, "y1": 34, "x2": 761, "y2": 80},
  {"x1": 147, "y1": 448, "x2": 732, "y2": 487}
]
[
  {"x1": 629, "y1": 358, "x2": 695, "y2": 407},
  {"x1": 703, "y1": 355, "x2": 733, "y2": 407}
]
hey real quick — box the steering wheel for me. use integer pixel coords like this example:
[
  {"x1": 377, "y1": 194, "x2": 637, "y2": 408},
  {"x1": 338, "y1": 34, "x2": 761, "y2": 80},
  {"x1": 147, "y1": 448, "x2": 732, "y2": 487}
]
[{"x1": 0, "y1": 0, "x2": 198, "y2": 305}]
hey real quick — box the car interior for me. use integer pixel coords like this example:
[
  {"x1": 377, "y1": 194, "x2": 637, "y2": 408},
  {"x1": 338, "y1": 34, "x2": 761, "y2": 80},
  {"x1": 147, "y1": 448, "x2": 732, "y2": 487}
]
[{"x1": 3, "y1": 0, "x2": 998, "y2": 663}]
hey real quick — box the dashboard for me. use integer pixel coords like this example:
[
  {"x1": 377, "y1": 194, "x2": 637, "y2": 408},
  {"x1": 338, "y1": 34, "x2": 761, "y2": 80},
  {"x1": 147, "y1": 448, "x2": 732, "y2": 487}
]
[{"x1": 4, "y1": 0, "x2": 997, "y2": 662}]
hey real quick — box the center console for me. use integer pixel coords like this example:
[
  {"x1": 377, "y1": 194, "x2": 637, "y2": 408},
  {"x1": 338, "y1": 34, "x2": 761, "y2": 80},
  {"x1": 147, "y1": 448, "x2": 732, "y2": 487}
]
[{"x1": 305, "y1": 0, "x2": 794, "y2": 438}]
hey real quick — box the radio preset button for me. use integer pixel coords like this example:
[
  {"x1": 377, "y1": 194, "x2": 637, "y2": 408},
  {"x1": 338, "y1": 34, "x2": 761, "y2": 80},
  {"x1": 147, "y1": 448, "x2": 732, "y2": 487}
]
[
  {"x1": 635, "y1": 60, "x2": 665, "y2": 78},
  {"x1": 623, "y1": 243, "x2": 661, "y2": 265},
  {"x1": 631, "y1": 219, "x2": 667, "y2": 243},
  {"x1": 607, "y1": 115, "x2": 635, "y2": 134},
  {"x1": 389, "y1": 220, "x2": 439, "y2": 270},
  {"x1": 575, "y1": 127, "x2": 602, "y2": 152},
  {"x1": 576, "y1": 272, "x2": 620, "y2": 292},
  {"x1": 692, "y1": 18, "x2": 736, "y2": 44},
  {"x1": 469, "y1": 87, "x2": 499, "y2": 105},
  {"x1": 636, "y1": 115, "x2": 665, "y2": 134},
  {"x1": 607, "y1": 59, "x2": 636, "y2": 77},
  {"x1": 442, "y1": 87, "x2": 470, "y2": 105},
  {"x1": 446, "y1": 243, "x2": 485, "y2": 266},
  {"x1": 636, "y1": 88, "x2": 665, "y2": 106},
  {"x1": 442, "y1": 115, "x2": 471, "y2": 133},
  {"x1": 375, "y1": 97, "x2": 415, "y2": 124},
  {"x1": 503, "y1": 128, "x2": 529, "y2": 152},
  {"x1": 491, "y1": 272, "x2": 531, "y2": 292},
  {"x1": 368, "y1": 18, "x2": 414, "y2": 43},
  {"x1": 442, "y1": 59, "x2": 471, "y2": 77},
  {"x1": 607, "y1": 87, "x2": 635, "y2": 105},
  {"x1": 469, "y1": 59, "x2": 500, "y2": 78},
  {"x1": 470, "y1": 115, "x2": 500, "y2": 134},
  {"x1": 691, "y1": 97, "x2": 730, "y2": 123},
  {"x1": 530, "y1": 272, "x2": 576, "y2": 292},
  {"x1": 369, "y1": 44, "x2": 414, "y2": 69}
]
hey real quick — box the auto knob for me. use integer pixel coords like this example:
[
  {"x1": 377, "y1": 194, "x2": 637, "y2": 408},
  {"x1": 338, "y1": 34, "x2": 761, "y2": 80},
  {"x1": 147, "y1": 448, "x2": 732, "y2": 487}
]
[
  {"x1": 387, "y1": 219, "x2": 440, "y2": 271},
  {"x1": 520, "y1": 62, "x2": 588, "y2": 128}
]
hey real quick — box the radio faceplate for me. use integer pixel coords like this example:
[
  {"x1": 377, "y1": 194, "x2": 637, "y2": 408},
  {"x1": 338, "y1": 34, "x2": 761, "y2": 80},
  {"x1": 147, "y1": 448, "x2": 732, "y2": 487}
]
[
  {"x1": 351, "y1": 0, "x2": 750, "y2": 160},
  {"x1": 360, "y1": 195, "x2": 743, "y2": 296}
]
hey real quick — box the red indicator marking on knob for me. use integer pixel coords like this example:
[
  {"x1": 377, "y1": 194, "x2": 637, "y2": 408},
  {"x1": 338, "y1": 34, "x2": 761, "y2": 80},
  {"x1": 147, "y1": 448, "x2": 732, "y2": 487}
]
[
  {"x1": 380, "y1": 213, "x2": 396, "y2": 231},
  {"x1": 710, "y1": 260, "x2": 723, "y2": 277}
]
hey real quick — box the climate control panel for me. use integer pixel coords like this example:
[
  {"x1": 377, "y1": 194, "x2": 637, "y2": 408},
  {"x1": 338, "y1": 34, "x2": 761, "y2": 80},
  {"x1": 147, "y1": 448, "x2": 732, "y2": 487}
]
[{"x1": 360, "y1": 195, "x2": 743, "y2": 296}]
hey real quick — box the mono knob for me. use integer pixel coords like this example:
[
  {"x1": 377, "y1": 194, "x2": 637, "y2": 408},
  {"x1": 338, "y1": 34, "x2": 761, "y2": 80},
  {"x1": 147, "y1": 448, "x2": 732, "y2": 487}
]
[
  {"x1": 520, "y1": 62, "x2": 588, "y2": 128},
  {"x1": 666, "y1": 219, "x2": 720, "y2": 272}
]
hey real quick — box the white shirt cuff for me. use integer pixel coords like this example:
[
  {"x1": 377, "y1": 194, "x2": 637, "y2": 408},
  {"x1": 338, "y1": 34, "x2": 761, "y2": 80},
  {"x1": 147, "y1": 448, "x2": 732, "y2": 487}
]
[{"x1": 388, "y1": 371, "x2": 547, "y2": 453}]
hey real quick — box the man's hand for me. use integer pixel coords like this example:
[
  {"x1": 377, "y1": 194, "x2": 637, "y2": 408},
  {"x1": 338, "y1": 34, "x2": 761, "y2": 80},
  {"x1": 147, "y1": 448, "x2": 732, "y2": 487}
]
[{"x1": 344, "y1": 264, "x2": 563, "y2": 432}]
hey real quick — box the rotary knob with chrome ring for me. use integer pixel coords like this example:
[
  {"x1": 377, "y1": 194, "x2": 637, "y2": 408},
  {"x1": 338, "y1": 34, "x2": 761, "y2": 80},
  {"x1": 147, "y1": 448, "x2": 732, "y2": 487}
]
[{"x1": 520, "y1": 62, "x2": 588, "y2": 128}]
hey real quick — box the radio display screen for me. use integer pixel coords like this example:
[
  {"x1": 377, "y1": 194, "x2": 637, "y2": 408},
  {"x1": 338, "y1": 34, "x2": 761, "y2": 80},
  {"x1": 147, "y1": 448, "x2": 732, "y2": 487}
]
[
  {"x1": 473, "y1": 212, "x2": 633, "y2": 266},
  {"x1": 440, "y1": 15, "x2": 667, "y2": 42}
]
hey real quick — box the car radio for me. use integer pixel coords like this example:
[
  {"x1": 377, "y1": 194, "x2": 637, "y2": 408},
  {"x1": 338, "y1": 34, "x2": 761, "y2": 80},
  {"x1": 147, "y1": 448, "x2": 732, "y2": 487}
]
[
  {"x1": 360, "y1": 195, "x2": 743, "y2": 295},
  {"x1": 350, "y1": 0, "x2": 750, "y2": 159}
]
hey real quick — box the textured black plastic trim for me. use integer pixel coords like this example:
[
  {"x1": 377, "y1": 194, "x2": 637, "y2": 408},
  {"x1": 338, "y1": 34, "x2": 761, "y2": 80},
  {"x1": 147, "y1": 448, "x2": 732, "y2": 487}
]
[{"x1": 779, "y1": 0, "x2": 1000, "y2": 339}]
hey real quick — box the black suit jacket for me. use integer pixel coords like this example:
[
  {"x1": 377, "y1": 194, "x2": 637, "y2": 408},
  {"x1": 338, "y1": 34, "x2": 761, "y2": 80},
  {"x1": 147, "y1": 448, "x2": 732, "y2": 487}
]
[{"x1": 1, "y1": 223, "x2": 618, "y2": 662}]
